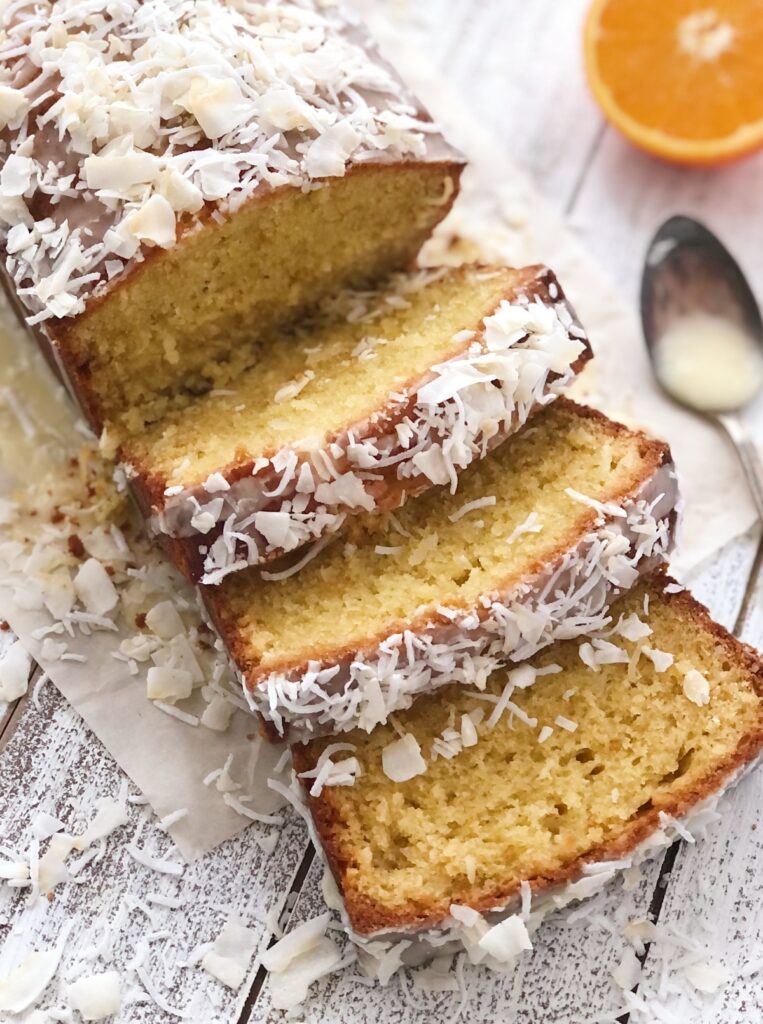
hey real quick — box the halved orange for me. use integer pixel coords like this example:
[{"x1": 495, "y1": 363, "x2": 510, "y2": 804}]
[{"x1": 584, "y1": 0, "x2": 763, "y2": 165}]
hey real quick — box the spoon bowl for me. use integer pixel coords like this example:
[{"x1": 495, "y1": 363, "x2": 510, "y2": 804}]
[
  {"x1": 641, "y1": 214, "x2": 763, "y2": 520},
  {"x1": 642, "y1": 215, "x2": 763, "y2": 414}
]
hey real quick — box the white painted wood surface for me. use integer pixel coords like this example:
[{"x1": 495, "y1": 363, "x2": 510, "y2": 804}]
[
  {"x1": 1, "y1": 1, "x2": 762, "y2": 1022},
  {"x1": 0, "y1": 680, "x2": 309, "y2": 1024}
]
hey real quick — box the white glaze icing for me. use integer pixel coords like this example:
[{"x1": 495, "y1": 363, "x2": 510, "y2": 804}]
[{"x1": 0, "y1": 0, "x2": 451, "y2": 326}]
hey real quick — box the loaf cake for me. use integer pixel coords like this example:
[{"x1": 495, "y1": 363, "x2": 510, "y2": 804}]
[
  {"x1": 291, "y1": 575, "x2": 763, "y2": 973},
  {"x1": 0, "y1": 0, "x2": 463, "y2": 434},
  {"x1": 121, "y1": 264, "x2": 590, "y2": 583},
  {"x1": 207, "y1": 400, "x2": 679, "y2": 740}
]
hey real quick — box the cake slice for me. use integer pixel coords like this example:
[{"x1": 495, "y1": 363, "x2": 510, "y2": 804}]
[
  {"x1": 121, "y1": 264, "x2": 589, "y2": 583},
  {"x1": 207, "y1": 401, "x2": 678, "y2": 740},
  {"x1": 291, "y1": 575, "x2": 763, "y2": 973},
  {"x1": 0, "y1": 0, "x2": 463, "y2": 434}
]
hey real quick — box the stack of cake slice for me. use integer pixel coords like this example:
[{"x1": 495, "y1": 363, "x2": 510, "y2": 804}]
[
  {"x1": 1, "y1": 0, "x2": 761, "y2": 995},
  {"x1": 121, "y1": 264, "x2": 591, "y2": 584},
  {"x1": 207, "y1": 400, "x2": 677, "y2": 740}
]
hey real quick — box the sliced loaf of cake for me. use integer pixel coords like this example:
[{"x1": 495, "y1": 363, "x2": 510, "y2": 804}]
[
  {"x1": 121, "y1": 264, "x2": 589, "y2": 583},
  {"x1": 0, "y1": 0, "x2": 463, "y2": 434},
  {"x1": 207, "y1": 401, "x2": 678, "y2": 740},
  {"x1": 292, "y1": 575, "x2": 763, "y2": 974}
]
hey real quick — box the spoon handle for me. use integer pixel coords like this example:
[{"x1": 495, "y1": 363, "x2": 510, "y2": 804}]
[{"x1": 717, "y1": 411, "x2": 763, "y2": 521}]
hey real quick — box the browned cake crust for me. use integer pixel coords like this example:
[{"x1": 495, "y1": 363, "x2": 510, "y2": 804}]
[
  {"x1": 11, "y1": 159, "x2": 464, "y2": 434},
  {"x1": 208, "y1": 399, "x2": 674, "y2": 689},
  {"x1": 0, "y1": 0, "x2": 467, "y2": 432},
  {"x1": 125, "y1": 264, "x2": 592, "y2": 583},
  {"x1": 293, "y1": 576, "x2": 763, "y2": 936}
]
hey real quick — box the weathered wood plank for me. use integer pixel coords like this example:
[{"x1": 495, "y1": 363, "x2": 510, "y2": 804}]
[
  {"x1": 0, "y1": 682, "x2": 308, "y2": 1023},
  {"x1": 684, "y1": 529, "x2": 762, "y2": 633},
  {"x1": 570, "y1": 132, "x2": 763, "y2": 312}
]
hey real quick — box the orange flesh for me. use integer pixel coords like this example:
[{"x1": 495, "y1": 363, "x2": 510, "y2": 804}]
[{"x1": 585, "y1": 0, "x2": 763, "y2": 163}]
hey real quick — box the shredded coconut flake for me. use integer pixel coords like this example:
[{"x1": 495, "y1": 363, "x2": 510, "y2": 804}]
[
  {"x1": 477, "y1": 916, "x2": 532, "y2": 963},
  {"x1": 66, "y1": 971, "x2": 121, "y2": 1021},
  {"x1": 381, "y1": 733, "x2": 427, "y2": 782}
]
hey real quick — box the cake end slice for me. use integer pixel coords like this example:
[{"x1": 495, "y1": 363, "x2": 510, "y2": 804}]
[{"x1": 293, "y1": 574, "x2": 763, "y2": 968}]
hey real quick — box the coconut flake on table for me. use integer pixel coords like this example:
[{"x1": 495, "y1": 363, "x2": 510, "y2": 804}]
[
  {"x1": 145, "y1": 600, "x2": 185, "y2": 640},
  {"x1": 73, "y1": 558, "x2": 119, "y2": 616},
  {"x1": 611, "y1": 948, "x2": 641, "y2": 991},
  {"x1": 125, "y1": 840, "x2": 184, "y2": 876},
  {"x1": 200, "y1": 694, "x2": 235, "y2": 732},
  {"x1": 622, "y1": 918, "x2": 658, "y2": 953},
  {"x1": 260, "y1": 914, "x2": 347, "y2": 1012},
  {"x1": 0, "y1": 637, "x2": 32, "y2": 701},
  {"x1": 66, "y1": 971, "x2": 122, "y2": 1021},
  {"x1": 0, "y1": 859, "x2": 29, "y2": 881},
  {"x1": 0, "y1": 923, "x2": 71, "y2": 1013},
  {"x1": 222, "y1": 792, "x2": 283, "y2": 827},
  {"x1": 146, "y1": 666, "x2": 193, "y2": 702},
  {"x1": 35, "y1": 794, "x2": 127, "y2": 896},
  {"x1": 157, "y1": 808, "x2": 189, "y2": 832},
  {"x1": 477, "y1": 915, "x2": 532, "y2": 963},
  {"x1": 683, "y1": 960, "x2": 729, "y2": 994},
  {"x1": 201, "y1": 915, "x2": 258, "y2": 991}
]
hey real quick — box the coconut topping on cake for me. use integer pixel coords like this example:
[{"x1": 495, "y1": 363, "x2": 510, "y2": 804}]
[
  {"x1": 0, "y1": 0, "x2": 438, "y2": 324},
  {"x1": 239, "y1": 463, "x2": 677, "y2": 739},
  {"x1": 145, "y1": 279, "x2": 588, "y2": 584}
]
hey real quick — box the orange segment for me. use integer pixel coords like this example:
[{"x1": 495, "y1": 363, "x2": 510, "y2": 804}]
[{"x1": 584, "y1": 0, "x2": 763, "y2": 164}]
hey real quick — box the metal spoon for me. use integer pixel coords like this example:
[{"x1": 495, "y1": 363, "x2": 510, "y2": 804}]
[{"x1": 641, "y1": 214, "x2": 763, "y2": 522}]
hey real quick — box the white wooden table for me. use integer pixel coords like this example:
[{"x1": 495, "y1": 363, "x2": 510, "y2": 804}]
[{"x1": 2, "y1": 1, "x2": 763, "y2": 1021}]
